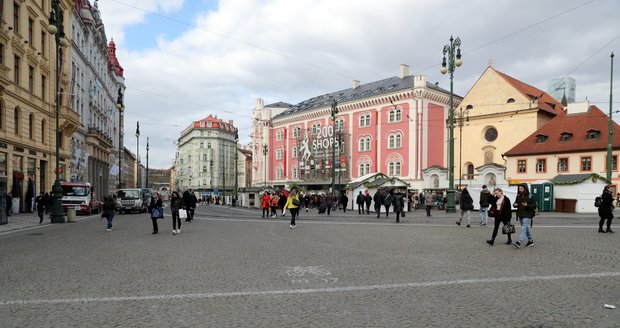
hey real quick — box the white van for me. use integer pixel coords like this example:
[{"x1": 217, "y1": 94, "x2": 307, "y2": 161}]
[{"x1": 116, "y1": 188, "x2": 147, "y2": 213}]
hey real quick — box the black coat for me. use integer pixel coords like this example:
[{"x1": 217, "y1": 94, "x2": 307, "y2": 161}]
[
  {"x1": 598, "y1": 189, "x2": 614, "y2": 219},
  {"x1": 373, "y1": 191, "x2": 383, "y2": 208},
  {"x1": 460, "y1": 190, "x2": 474, "y2": 211},
  {"x1": 393, "y1": 194, "x2": 404, "y2": 212},
  {"x1": 488, "y1": 194, "x2": 512, "y2": 223}
]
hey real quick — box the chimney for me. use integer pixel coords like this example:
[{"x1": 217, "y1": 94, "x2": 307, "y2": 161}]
[
  {"x1": 399, "y1": 64, "x2": 410, "y2": 79},
  {"x1": 353, "y1": 80, "x2": 360, "y2": 89}
]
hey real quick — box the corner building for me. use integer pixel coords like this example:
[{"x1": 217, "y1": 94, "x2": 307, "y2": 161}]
[{"x1": 251, "y1": 65, "x2": 460, "y2": 191}]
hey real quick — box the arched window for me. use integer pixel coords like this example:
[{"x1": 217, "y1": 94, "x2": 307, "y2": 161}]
[
  {"x1": 358, "y1": 138, "x2": 365, "y2": 151},
  {"x1": 395, "y1": 133, "x2": 402, "y2": 148},
  {"x1": 467, "y1": 164, "x2": 474, "y2": 180},
  {"x1": 364, "y1": 137, "x2": 371, "y2": 151},
  {"x1": 28, "y1": 113, "x2": 34, "y2": 139},
  {"x1": 388, "y1": 161, "x2": 401, "y2": 176},
  {"x1": 335, "y1": 119, "x2": 344, "y2": 132},
  {"x1": 388, "y1": 134, "x2": 395, "y2": 148},
  {"x1": 388, "y1": 110, "x2": 395, "y2": 122}
]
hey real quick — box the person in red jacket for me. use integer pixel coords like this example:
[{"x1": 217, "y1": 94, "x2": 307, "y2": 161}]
[{"x1": 261, "y1": 191, "x2": 271, "y2": 218}]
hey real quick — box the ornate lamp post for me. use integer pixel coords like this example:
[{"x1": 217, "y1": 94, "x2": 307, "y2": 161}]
[
  {"x1": 47, "y1": 0, "x2": 70, "y2": 223},
  {"x1": 330, "y1": 100, "x2": 338, "y2": 193},
  {"x1": 135, "y1": 121, "x2": 140, "y2": 188},
  {"x1": 234, "y1": 128, "x2": 239, "y2": 206},
  {"x1": 146, "y1": 137, "x2": 149, "y2": 189},
  {"x1": 440, "y1": 36, "x2": 462, "y2": 213},
  {"x1": 607, "y1": 52, "x2": 614, "y2": 182},
  {"x1": 116, "y1": 88, "x2": 124, "y2": 189},
  {"x1": 262, "y1": 144, "x2": 268, "y2": 187}
]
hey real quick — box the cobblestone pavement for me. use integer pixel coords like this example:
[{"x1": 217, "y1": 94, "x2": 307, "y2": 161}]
[{"x1": 0, "y1": 205, "x2": 618, "y2": 327}]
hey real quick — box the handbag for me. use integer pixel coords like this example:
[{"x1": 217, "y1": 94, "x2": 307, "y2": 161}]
[
  {"x1": 178, "y1": 209, "x2": 188, "y2": 219},
  {"x1": 401, "y1": 211, "x2": 405, "y2": 217},
  {"x1": 502, "y1": 222, "x2": 515, "y2": 234},
  {"x1": 151, "y1": 207, "x2": 164, "y2": 219},
  {"x1": 488, "y1": 207, "x2": 496, "y2": 218}
]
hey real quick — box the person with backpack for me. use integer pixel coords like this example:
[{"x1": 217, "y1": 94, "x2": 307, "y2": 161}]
[
  {"x1": 598, "y1": 185, "x2": 615, "y2": 233},
  {"x1": 512, "y1": 183, "x2": 537, "y2": 248},
  {"x1": 373, "y1": 189, "x2": 383, "y2": 218},
  {"x1": 383, "y1": 189, "x2": 393, "y2": 217},
  {"x1": 456, "y1": 187, "x2": 474, "y2": 227},
  {"x1": 479, "y1": 185, "x2": 491, "y2": 226},
  {"x1": 356, "y1": 191, "x2": 365, "y2": 214}
]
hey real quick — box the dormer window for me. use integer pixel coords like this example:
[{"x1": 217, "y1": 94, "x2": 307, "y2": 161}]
[
  {"x1": 207, "y1": 121, "x2": 212, "y2": 127},
  {"x1": 535, "y1": 134, "x2": 548, "y2": 144},
  {"x1": 560, "y1": 132, "x2": 572, "y2": 142},
  {"x1": 507, "y1": 98, "x2": 515, "y2": 103},
  {"x1": 586, "y1": 130, "x2": 600, "y2": 141}
]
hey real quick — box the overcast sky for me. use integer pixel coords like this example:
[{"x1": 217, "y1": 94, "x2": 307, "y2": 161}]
[{"x1": 97, "y1": 0, "x2": 620, "y2": 169}]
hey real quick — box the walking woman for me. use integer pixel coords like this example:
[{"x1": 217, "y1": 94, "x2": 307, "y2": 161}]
[
  {"x1": 148, "y1": 192, "x2": 164, "y2": 234},
  {"x1": 285, "y1": 189, "x2": 301, "y2": 229},
  {"x1": 513, "y1": 183, "x2": 536, "y2": 248},
  {"x1": 393, "y1": 190, "x2": 404, "y2": 223},
  {"x1": 598, "y1": 185, "x2": 615, "y2": 233},
  {"x1": 102, "y1": 195, "x2": 116, "y2": 232},
  {"x1": 457, "y1": 187, "x2": 474, "y2": 227},
  {"x1": 261, "y1": 191, "x2": 270, "y2": 218},
  {"x1": 170, "y1": 191, "x2": 184, "y2": 235},
  {"x1": 486, "y1": 188, "x2": 513, "y2": 246}
]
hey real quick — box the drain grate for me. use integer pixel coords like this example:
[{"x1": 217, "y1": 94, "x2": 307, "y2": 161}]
[{"x1": 28, "y1": 233, "x2": 44, "y2": 236}]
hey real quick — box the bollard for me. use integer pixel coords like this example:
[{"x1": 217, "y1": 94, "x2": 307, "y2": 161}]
[{"x1": 67, "y1": 208, "x2": 76, "y2": 223}]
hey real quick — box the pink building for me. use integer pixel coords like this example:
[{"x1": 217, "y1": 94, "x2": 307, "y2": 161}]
[{"x1": 251, "y1": 65, "x2": 460, "y2": 192}]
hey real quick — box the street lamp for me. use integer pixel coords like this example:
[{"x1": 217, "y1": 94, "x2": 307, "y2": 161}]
[
  {"x1": 440, "y1": 35, "x2": 462, "y2": 213},
  {"x1": 116, "y1": 88, "x2": 124, "y2": 189},
  {"x1": 146, "y1": 137, "x2": 149, "y2": 189},
  {"x1": 458, "y1": 107, "x2": 470, "y2": 188},
  {"x1": 330, "y1": 100, "x2": 338, "y2": 193},
  {"x1": 234, "y1": 128, "x2": 239, "y2": 206},
  {"x1": 262, "y1": 144, "x2": 268, "y2": 187},
  {"x1": 607, "y1": 52, "x2": 615, "y2": 182},
  {"x1": 135, "y1": 121, "x2": 140, "y2": 188},
  {"x1": 48, "y1": 0, "x2": 69, "y2": 223}
]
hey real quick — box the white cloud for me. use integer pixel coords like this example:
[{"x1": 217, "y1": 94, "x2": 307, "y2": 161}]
[{"x1": 96, "y1": 0, "x2": 620, "y2": 168}]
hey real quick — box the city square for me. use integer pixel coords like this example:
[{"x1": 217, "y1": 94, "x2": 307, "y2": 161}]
[{"x1": 1, "y1": 206, "x2": 618, "y2": 327}]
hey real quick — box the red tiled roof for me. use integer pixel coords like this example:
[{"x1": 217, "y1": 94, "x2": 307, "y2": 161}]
[
  {"x1": 493, "y1": 68, "x2": 563, "y2": 115},
  {"x1": 505, "y1": 105, "x2": 620, "y2": 156},
  {"x1": 194, "y1": 115, "x2": 235, "y2": 131}
]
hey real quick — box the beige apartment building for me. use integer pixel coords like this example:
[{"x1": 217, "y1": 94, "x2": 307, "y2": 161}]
[{"x1": 0, "y1": 0, "x2": 78, "y2": 211}]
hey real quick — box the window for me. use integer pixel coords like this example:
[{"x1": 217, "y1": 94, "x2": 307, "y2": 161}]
[
  {"x1": 0, "y1": 43, "x2": 4, "y2": 65},
  {"x1": 581, "y1": 157, "x2": 592, "y2": 171},
  {"x1": 586, "y1": 130, "x2": 600, "y2": 140},
  {"x1": 276, "y1": 167, "x2": 283, "y2": 180},
  {"x1": 484, "y1": 127, "x2": 498, "y2": 142},
  {"x1": 14, "y1": 55, "x2": 20, "y2": 85},
  {"x1": 0, "y1": 104, "x2": 3, "y2": 130},
  {"x1": 41, "y1": 75, "x2": 46, "y2": 100},
  {"x1": 13, "y1": 2, "x2": 20, "y2": 34},
  {"x1": 40, "y1": 31, "x2": 46, "y2": 56},
  {"x1": 359, "y1": 114, "x2": 370, "y2": 127},
  {"x1": 607, "y1": 155, "x2": 618, "y2": 171},
  {"x1": 206, "y1": 121, "x2": 212, "y2": 127},
  {"x1": 358, "y1": 163, "x2": 370, "y2": 176},
  {"x1": 0, "y1": 152, "x2": 6, "y2": 175},
  {"x1": 388, "y1": 161, "x2": 401, "y2": 176},
  {"x1": 292, "y1": 127, "x2": 301, "y2": 138},
  {"x1": 292, "y1": 146, "x2": 298, "y2": 158},
  {"x1": 292, "y1": 167, "x2": 299, "y2": 179},
  {"x1": 312, "y1": 123, "x2": 321, "y2": 135},
  {"x1": 203, "y1": 165, "x2": 207, "y2": 172},
  {"x1": 276, "y1": 130, "x2": 284, "y2": 141},
  {"x1": 335, "y1": 119, "x2": 344, "y2": 132},
  {"x1": 536, "y1": 159, "x2": 546, "y2": 173},
  {"x1": 535, "y1": 135, "x2": 548, "y2": 144},
  {"x1": 507, "y1": 98, "x2": 515, "y2": 103},
  {"x1": 40, "y1": 119, "x2": 45, "y2": 143},
  {"x1": 28, "y1": 113, "x2": 34, "y2": 139},
  {"x1": 28, "y1": 66, "x2": 34, "y2": 92},
  {"x1": 560, "y1": 133, "x2": 572, "y2": 142},
  {"x1": 202, "y1": 154, "x2": 207, "y2": 161},
  {"x1": 14, "y1": 107, "x2": 20, "y2": 135},
  {"x1": 558, "y1": 158, "x2": 568, "y2": 172},
  {"x1": 389, "y1": 108, "x2": 402, "y2": 123},
  {"x1": 517, "y1": 159, "x2": 526, "y2": 173},
  {"x1": 28, "y1": 18, "x2": 33, "y2": 45},
  {"x1": 358, "y1": 136, "x2": 371, "y2": 151},
  {"x1": 276, "y1": 148, "x2": 283, "y2": 160},
  {"x1": 388, "y1": 133, "x2": 402, "y2": 149}
]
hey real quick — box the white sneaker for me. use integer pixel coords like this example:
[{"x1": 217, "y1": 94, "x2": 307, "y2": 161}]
[
  {"x1": 176, "y1": 229, "x2": 181, "y2": 234},
  {"x1": 290, "y1": 224, "x2": 294, "y2": 229},
  {"x1": 172, "y1": 229, "x2": 177, "y2": 235},
  {"x1": 106, "y1": 228, "x2": 111, "y2": 232}
]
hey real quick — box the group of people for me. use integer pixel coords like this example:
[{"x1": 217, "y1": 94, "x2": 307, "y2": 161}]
[{"x1": 146, "y1": 189, "x2": 198, "y2": 235}]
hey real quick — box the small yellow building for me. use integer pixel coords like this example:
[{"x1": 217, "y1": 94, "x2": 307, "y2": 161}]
[{"x1": 455, "y1": 65, "x2": 563, "y2": 186}]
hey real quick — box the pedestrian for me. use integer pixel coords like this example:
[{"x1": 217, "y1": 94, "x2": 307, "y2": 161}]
[
  {"x1": 512, "y1": 183, "x2": 536, "y2": 248},
  {"x1": 356, "y1": 191, "x2": 365, "y2": 214},
  {"x1": 325, "y1": 192, "x2": 335, "y2": 216},
  {"x1": 5, "y1": 192, "x2": 12, "y2": 216},
  {"x1": 340, "y1": 192, "x2": 348, "y2": 213},
  {"x1": 261, "y1": 191, "x2": 270, "y2": 218},
  {"x1": 456, "y1": 187, "x2": 474, "y2": 227},
  {"x1": 187, "y1": 189, "x2": 197, "y2": 221},
  {"x1": 383, "y1": 189, "x2": 393, "y2": 217},
  {"x1": 373, "y1": 189, "x2": 383, "y2": 218},
  {"x1": 486, "y1": 188, "x2": 513, "y2": 246},
  {"x1": 35, "y1": 192, "x2": 45, "y2": 223},
  {"x1": 278, "y1": 191, "x2": 287, "y2": 216},
  {"x1": 598, "y1": 185, "x2": 615, "y2": 233},
  {"x1": 304, "y1": 193, "x2": 311, "y2": 212},
  {"x1": 148, "y1": 192, "x2": 164, "y2": 234},
  {"x1": 43, "y1": 192, "x2": 51, "y2": 215},
  {"x1": 393, "y1": 190, "x2": 404, "y2": 223},
  {"x1": 102, "y1": 194, "x2": 116, "y2": 232},
  {"x1": 425, "y1": 191, "x2": 434, "y2": 217},
  {"x1": 364, "y1": 190, "x2": 372, "y2": 215},
  {"x1": 270, "y1": 192, "x2": 279, "y2": 218},
  {"x1": 170, "y1": 191, "x2": 184, "y2": 235},
  {"x1": 285, "y1": 188, "x2": 301, "y2": 229},
  {"x1": 182, "y1": 189, "x2": 191, "y2": 221},
  {"x1": 479, "y1": 185, "x2": 491, "y2": 226}
]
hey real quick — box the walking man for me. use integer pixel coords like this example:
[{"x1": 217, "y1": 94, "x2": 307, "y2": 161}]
[
  {"x1": 364, "y1": 190, "x2": 372, "y2": 215},
  {"x1": 356, "y1": 191, "x2": 365, "y2": 214},
  {"x1": 479, "y1": 185, "x2": 491, "y2": 226},
  {"x1": 35, "y1": 192, "x2": 45, "y2": 223},
  {"x1": 373, "y1": 189, "x2": 383, "y2": 218}
]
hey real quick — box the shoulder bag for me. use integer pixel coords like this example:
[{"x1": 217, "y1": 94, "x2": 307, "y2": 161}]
[
  {"x1": 151, "y1": 207, "x2": 164, "y2": 219},
  {"x1": 502, "y1": 222, "x2": 515, "y2": 234}
]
